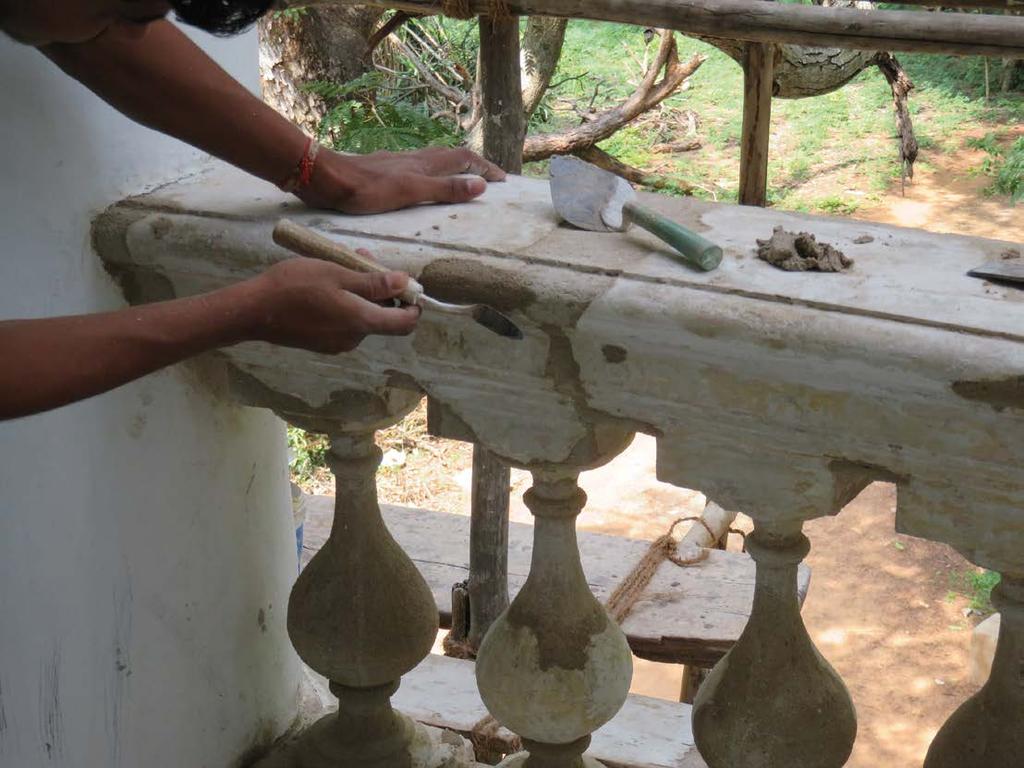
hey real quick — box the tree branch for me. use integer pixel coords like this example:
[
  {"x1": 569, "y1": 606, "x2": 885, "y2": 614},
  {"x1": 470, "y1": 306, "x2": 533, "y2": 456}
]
[
  {"x1": 387, "y1": 32, "x2": 475, "y2": 129},
  {"x1": 574, "y1": 146, "x2": 695, "y2": 194},
  {"x1": 875, "y1": 51, "x2": 920, "y2": 192},
  {"x1": 524, "y1": 33, "x2": 706, "y2": 161},
  {"x1": 363, "y1": 11, "x2": 422, "y2": 61}
]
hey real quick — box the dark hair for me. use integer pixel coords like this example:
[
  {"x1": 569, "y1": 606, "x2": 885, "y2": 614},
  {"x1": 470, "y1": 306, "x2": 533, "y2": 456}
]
[{"x1": 170, "y1": 0, "x2": 275, "y2": 36}]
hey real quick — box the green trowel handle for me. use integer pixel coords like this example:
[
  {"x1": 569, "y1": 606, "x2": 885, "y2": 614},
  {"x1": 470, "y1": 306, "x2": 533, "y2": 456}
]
[{"x1": 623, "y1": 201, "x2": 723, "y2": 272}]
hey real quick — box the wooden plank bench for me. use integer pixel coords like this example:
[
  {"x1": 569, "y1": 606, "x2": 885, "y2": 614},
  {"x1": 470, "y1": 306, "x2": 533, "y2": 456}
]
[{"x1": 301, "y1": 496, "x2": 811, "y2": 668}]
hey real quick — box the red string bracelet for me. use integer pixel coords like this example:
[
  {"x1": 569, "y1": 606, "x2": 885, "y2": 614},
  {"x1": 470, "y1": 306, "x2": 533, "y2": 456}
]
[{"x1": 278, "y1": 137, "x2": 320, "y2": 193}]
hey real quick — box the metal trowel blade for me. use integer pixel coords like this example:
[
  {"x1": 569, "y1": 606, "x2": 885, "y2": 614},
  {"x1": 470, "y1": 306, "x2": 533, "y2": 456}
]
[
  {"x1": 969, "y1": 260, "x2": 1024, "y2": 286},
  {"x1": 550, "y1": 155, "x2": 634, "y2": 232}
]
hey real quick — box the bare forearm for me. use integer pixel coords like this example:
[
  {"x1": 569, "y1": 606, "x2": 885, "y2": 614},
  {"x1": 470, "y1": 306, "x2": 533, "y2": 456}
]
[
  {"x1": 43, "y1": 19, "x2": 305, "y2": 186},
  {"x1": 0, "y1": 283, "x2": 257, "y2": 420}
]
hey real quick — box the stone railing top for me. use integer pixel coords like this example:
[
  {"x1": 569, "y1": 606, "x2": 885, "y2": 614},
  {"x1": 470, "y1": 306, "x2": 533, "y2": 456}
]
[{"x1": 95, "y1": 164, "x2": 1024, "y2": 571}]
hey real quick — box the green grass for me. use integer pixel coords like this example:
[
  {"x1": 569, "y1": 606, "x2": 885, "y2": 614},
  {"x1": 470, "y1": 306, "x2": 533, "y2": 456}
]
[
  {"x1": 964, "y1": 131, "x2": 1024, "y2": 202},
  {"x1": 996, "y1": 138, "x2": 1024, "y2": 203},
  {"x1": 287, "y1": 426, "x2": 329, "y2": 485},
  {"x1": 525, "y1": 22, "x2": 1024, "y2": 212},
  {"x1": 948, "y1": 569, "x2": 1002, "y2": 615}
]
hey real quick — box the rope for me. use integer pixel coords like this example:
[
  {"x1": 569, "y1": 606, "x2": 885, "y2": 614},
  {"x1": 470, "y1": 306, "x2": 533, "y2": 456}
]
[
  {"x1": 604, "y1": 516, "x2": 712, "y2": 625},
  {"x1": 469, "y1": 712, "x2": 522, "y2": 756},
  {"x1": 440, "y1": 0, "x2": 473, "y2": 18},
  {"x1": 439, "y1": 0, "x2": 512, "y2": 21}
]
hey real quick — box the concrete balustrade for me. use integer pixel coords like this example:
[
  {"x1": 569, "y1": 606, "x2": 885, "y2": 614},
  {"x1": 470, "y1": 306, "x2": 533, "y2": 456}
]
[
  {"x1": 253, "y1": 395, "x2": 467, "y2": 768},
  {"x1": 95, "y1": 166, "x2": 1024, "y2": 768},
  {"x1": 693, "y1": 520, "x2": 856, "y2": 768},
  {"x1": 476, "y1": 452, "x2": 635, "y2": 767},
  {"x1": 924, "y1": 574, "x2": 1024, "y2": 768}
]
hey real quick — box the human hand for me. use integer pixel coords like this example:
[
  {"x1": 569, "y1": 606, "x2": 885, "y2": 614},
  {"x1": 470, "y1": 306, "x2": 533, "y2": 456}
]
[
  {"x1": 242, "y1": 257, "x2": 420, "y2": 354},
  {"x1": 297, "y1": 146, "x2": 507, "y2": 214}
]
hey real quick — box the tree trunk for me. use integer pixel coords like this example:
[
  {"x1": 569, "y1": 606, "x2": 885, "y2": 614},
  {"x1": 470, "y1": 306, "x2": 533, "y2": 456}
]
[
  {"x1": 258, "y1": 6, "x2": 384, "y2": 134},
  {"x1": 522, "y1": 18, "x2": 568, "y2": 119},
  {"x1": 1003, "y1": 58, "x2": 1022, "y2": 93},
  {"x1": 698, "y1": 1, "x2": 879, "y2": 99}
]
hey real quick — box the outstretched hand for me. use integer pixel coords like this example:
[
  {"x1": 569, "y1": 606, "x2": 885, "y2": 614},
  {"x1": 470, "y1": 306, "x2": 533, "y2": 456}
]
[
  {"x1": 297, "y1": 146, "x2": 507, "y2": 214},
  {"x1": 246, "y1": 257, "x2": 420, "y2": 354}
]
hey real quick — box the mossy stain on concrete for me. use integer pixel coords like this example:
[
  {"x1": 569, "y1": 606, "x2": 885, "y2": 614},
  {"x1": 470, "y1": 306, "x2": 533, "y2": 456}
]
[
  {"x1": 953, "y1": 376, "x2": 1024, "y2": 412},
  {"x1": 601, "y1": 345, "x2": 627, "y2": 364}
]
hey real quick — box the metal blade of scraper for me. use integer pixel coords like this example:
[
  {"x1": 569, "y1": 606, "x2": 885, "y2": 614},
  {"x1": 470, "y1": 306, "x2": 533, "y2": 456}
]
[
  {"x1": 549, "y1": 155, "x2": 723, "y2": 272},
  {"x1": 550, "y1": 155, "x2": 634, "y2": 232},
  {"x1": 968, "y1": 260, "x2": 1024, "y2": 286}
]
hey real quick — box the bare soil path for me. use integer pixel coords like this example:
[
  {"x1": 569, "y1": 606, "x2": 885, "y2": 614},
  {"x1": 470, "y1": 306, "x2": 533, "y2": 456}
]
[{"x1": 857, "y1": 125, "x2": 1024, "y2": 243}]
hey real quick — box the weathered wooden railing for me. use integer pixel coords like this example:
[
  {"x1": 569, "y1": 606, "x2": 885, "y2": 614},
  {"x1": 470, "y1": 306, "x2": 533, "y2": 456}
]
[
  {"x1": 282, "y1": 0, "x2": 1023, "y2": 209},
  {"x1": 95, "y1": 165, "x2": 1024, "y2": 767}
]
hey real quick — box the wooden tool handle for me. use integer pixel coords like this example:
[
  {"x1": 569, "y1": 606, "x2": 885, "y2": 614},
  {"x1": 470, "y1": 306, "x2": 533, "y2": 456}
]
[
  {"x1": 272, "y1": 219, "x2": 423, "y2": 303},
  {"x1": 622, "y1": 202, "x2": 723, "y2": 272}
]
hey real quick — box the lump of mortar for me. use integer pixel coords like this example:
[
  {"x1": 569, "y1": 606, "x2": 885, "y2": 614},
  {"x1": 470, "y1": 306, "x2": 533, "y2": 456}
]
[{"x1": 756, "y1": 226, "x2": 854, "y2": 273}]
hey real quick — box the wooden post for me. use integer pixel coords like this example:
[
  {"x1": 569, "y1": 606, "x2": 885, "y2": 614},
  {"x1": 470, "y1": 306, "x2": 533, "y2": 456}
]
[
  {"x1": 446, "y1": 15, "x2": 524, "y2": 659},
  {"x1": 680, "y1": 666, "x2": 711, "y2": 705},
  {"x1": 678, "y1": 501, "x2": 738, "y2": 703},
  {"x1": 738, "y1": 42, "x2": 774, "y2": 208},
  {"x1": 468, "y1": 446, "x2": 511, "y2": 648},
  {"x1": 478, "y1": 15, "x2": 526, "y2": 174}
]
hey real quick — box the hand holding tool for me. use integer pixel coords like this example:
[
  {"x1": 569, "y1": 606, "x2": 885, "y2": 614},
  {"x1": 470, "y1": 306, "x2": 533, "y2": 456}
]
[{"x1": 273, "y1": 219, "x2": 523, "y2": 340}]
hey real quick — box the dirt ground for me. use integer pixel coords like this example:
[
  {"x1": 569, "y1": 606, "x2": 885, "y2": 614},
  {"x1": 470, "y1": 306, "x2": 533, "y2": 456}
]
[
  {"x1": 308, "y1": 139, "x2": 1019, "y2": 767},
  {"x1": 857, "y1": 125, "x2": 1024, "y2": 243}
]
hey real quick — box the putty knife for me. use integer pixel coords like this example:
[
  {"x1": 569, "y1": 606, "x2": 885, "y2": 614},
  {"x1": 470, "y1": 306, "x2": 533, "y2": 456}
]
[
  {"x1": 272, "y1": 219, "x2": 523, "y2": 340},
  {"x1": 550, "y1": 155, "x2": 723, "y2": 272},
  {"x1": 969, "y1": 256, "x2": 1024, "y2": 286}
]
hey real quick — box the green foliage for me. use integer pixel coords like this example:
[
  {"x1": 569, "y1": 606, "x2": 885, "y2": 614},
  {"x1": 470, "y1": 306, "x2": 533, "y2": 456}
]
[
  {"x1": 949, "y1": 569, "x2": 1001, "y2": 615},
  {"x1": 968, "y1": 131, "x2": 1004, "y2": 176},
  {"x1": 967, "y1": 132, "x2": 1002, "y2": 155},
  {"x1": 308, "y1": 71, "x2": 459, "y2": 154},
  {"x1": 965, "y1": 133, "x2": 1024, "y2": 202},
  {"x1": 815, "y1": 196, "x2": 861, "y2": 216},
  {"x1": 273, "y1": 6, "x2": 308, "y2": 21},
  {"x1": 321, "y1": 101, "x2": 459, "y2": 154},
  {"x1": 995, "y1": 138, "x2": 1024, "y2": 203},
  {"x1": 287, "y1": 426, "x2": 328, "y2": 484}
]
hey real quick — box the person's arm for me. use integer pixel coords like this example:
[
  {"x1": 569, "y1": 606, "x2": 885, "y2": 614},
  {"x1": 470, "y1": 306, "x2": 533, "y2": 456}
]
[
  {"x1": 41, "y1": 19, "x2": 505, "y2": 214},
  {"x1": 0, "y1": 258, "x2": 419, "y2": 421}
]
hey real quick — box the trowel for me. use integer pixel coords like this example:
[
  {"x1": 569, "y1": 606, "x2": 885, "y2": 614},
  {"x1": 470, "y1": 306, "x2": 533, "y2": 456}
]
[
  {"x1": 550, "y1": 155, "x2": 723, "y2": 272},
  {"x1": 273, "y1": 219, "x2": 523, "y2": 340},
  {"x1": 968, "y1": 252, "x2": 1024, "y2": 286}
]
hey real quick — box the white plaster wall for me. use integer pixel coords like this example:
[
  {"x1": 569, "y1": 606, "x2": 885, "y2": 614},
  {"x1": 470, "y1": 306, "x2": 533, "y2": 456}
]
[{"x1": 0, "y1": 24, "x2": 301, "y2": 768}]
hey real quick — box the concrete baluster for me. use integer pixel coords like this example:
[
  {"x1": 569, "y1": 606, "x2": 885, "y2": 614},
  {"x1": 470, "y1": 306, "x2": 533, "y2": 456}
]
[
  {"x1": 278, "y1": 424, "x2": 441, "y2": 767},
  {"x1": 925, "y1": 575, "x2": 1024, "y2": 768},
  {"x1": 692, "y1": 519, "x2": 857, "y2": 768},
  {"x1": 475, "y1": 466, "x2": 634, "y2": 768}
]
